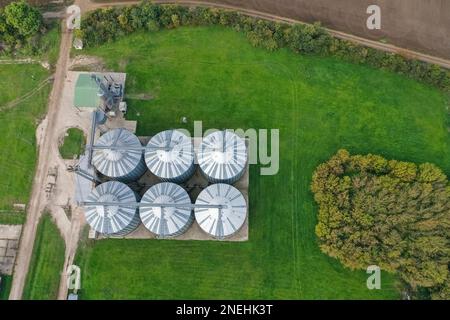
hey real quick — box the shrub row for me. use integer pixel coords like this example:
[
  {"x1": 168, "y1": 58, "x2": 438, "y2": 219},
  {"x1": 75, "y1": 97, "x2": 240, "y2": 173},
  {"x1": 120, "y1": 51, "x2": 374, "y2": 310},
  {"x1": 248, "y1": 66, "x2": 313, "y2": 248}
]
[{"x1": 76, "y1": 1, "x2": 450, "y2": 91}]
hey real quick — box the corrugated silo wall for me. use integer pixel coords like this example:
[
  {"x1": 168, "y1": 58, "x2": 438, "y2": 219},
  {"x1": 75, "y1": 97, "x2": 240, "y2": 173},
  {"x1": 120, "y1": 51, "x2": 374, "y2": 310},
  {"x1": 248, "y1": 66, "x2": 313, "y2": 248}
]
[
  {"x1": 119, "y1": 154, "x2": 148, "y2": 183},
  {"x1": 112, "y1": 189, "x2": 141, "y2": 237},
  {"x1": 202, "y1": 168, "x2": 246, "y2": 185},
  {"x1": 190, "y1": 0, "x2": 450, "y2": 60}
]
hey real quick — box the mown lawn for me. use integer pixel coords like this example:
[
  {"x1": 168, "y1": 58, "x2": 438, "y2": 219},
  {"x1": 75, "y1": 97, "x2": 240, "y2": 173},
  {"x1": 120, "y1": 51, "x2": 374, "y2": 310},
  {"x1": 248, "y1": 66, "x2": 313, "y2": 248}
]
[
  {"x1": 0, "y1": 64, "x2": 50, "y2": 217},
  {"x1": 23, "y1": 213, "x2": 65, "y2": 300},
  {"x1": 0, "y1": 274, "x2": 12, "y2": 300},
  {"x1": 75, "y1": 26, "x2": 450, "y2": 299},
  {"x1": 59, "y1": 128, "x2": 86, "y2": 160}
]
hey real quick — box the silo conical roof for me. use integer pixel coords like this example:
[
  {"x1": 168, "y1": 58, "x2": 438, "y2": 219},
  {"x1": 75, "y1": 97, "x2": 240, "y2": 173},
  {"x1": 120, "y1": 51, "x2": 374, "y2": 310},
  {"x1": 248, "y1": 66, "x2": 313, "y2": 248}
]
[
  {"x1": 92, "y1": 128, "x2": 146, "y2": 181},
  {"x1": 197, "y1": 130, "x2": 247, "y2": 184},
  {"x1": 145, "y1": 130, "x2": 195, "y2": 183},
  {"x1": 194, "y1": 184, "x2": 247, "y2": 239},
  {"x1": 140, "y1": 182, "x2": 193, "y2": 238},
  {"x1": 84, "y1": 181, "x2": 140, "y2": 236}
]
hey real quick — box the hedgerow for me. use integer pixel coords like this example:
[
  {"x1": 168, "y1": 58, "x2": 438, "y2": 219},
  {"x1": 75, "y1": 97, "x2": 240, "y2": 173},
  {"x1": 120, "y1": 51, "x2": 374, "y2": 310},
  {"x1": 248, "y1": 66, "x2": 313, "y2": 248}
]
[{"x1": 76, "y1": 1, "x2": 450, "y2": 91}]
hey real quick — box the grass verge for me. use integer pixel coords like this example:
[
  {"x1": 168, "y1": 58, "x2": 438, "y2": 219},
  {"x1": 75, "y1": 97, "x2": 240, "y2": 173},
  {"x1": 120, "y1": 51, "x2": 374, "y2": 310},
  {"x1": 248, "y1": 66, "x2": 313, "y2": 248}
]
[
  {"x1": 23, "y1": 213, "x2": 65, "y2": 300},
  {"x1": 0, "y1": 275, "x2": 12, "y2": 300},
  {"x1": 0, "y1": 64, "x2": 50, "y2": 222},
  {"x1": 59, "y1": 128, "x2": 86, "y2": 160}
]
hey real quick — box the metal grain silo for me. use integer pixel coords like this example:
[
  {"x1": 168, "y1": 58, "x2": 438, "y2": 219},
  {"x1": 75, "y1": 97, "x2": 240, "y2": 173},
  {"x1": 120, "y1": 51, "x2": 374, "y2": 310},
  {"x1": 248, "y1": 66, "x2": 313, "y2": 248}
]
[
  {"x1": 197, "y1": 130, "x2": 247, "y2": 184},
  {"x1": 145, "y1": 130, "x2": 195, "y2": 183},
  {"x1": 92, "y1": 128, "x2": 147, "y2": 182},
  {"x1": 84, "y1": 181, "x2": 140, "y2": 237},
  {"x1": 194, "y1": 184, "x2": 247, "y2": 239},
  {"x1": 140, "y1": 182, "x2": 194, "y2": 238}
]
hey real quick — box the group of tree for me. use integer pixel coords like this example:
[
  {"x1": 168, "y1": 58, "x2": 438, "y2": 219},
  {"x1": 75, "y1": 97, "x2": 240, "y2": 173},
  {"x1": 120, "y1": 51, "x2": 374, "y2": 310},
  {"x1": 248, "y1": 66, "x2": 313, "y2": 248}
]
[
  {"x1": 76, "y1": 1, "x2": 450, "y2": 91},
  {"x1": 311, "y1": 149, "x2": 449, "y2": 299},
  {"x1": 0, "y1": 1, "x2": 43, "y2": 53}
]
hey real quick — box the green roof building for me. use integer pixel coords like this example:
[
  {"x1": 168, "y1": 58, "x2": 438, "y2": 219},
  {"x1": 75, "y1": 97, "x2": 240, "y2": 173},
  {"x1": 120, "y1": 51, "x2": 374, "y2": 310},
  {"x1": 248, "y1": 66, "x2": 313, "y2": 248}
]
[{"x1": 74, "y1": 74, "x2": 101, "y2": 109}]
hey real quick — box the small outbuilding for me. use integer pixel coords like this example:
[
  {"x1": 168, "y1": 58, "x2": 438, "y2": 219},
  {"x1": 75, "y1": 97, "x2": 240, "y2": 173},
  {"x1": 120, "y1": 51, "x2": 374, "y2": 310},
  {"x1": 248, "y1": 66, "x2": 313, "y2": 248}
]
[{"x1": 74, "y1": 74, "x2": 101, "y2": 109}]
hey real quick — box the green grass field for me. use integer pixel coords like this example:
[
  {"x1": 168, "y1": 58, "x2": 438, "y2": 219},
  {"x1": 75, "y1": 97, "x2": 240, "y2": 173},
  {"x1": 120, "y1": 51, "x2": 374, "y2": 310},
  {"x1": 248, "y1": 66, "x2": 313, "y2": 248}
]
[
  {"x1": 0, "y1": 275, "x2": 12, "y2": 300},
  {"x1": 0, "y1": 64, "x2": 50, "y2": 220},
  {"x1": 75, "y1": 26, "x2": 450, "y2": 299},
  {"x1": 23, "y1": 213, "x2": 65, "y2": 300},
  {"x1": 39, "y1": 22, "x2": 61, "y2": 66},
  {"x1": 59, "y1": 128, "x2": 86, "y2": 159}
]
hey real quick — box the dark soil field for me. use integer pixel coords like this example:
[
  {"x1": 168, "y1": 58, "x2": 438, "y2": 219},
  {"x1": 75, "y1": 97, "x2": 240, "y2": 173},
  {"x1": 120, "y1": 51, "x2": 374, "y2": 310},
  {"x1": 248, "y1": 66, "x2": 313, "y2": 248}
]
[
  {"x1": 93, "y1": 0, "x2": 450, "y2": 59},
  {"x1": 205, "y1": 0, "x2": 450, "y2": 59}
]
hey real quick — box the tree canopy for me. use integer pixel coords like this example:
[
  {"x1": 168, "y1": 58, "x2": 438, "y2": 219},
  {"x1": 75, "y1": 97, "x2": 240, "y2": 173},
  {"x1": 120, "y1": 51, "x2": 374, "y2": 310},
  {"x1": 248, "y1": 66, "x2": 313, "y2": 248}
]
[
  {"x1": 0, "y1": 1, "x2": 42, "y2": 46},
  {"x1": 4, "y1": 1, "x2": 42, "y2": 36},
  {"x1": 311, "y1": 150, "x2": 449, "y2": 299}
]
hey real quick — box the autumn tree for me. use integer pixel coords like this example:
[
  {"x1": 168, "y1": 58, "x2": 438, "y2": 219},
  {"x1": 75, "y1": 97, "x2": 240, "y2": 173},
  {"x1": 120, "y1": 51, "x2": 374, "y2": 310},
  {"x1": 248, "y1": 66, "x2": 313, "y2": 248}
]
[{"x1": 312, "y1": 150, "x2": 450, "y2": 299}]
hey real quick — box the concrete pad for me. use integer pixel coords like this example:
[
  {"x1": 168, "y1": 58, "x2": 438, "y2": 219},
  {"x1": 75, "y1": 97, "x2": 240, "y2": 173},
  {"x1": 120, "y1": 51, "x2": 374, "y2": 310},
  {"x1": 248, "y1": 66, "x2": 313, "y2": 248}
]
[
  {"x1": 1, "y1": 257, "x2": 14, "y2": 274},
  {"x1": 0, "y1": 225, "x2": 22, "y2": 240},
  {"x1": 7, "y1": 240, "x2": 19, "y2": 250},
  {"x1": 6, "y1": 247, "x2": 17, "y2": 258},
  {"x1": 106, "y1": 115, "x2": 137, "y2": 133},
  {"x1": 0, "y1": 225, "x2": 22, "y2": 275}
]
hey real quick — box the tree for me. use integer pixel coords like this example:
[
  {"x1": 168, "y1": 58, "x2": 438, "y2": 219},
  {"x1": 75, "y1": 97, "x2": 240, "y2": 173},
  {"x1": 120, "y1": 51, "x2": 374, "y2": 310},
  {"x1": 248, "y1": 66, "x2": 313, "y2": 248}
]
[
  {"x1": 75, "y1": 4, "x2": 450, "y2": 90},
  {"x1": 285, "y1": 22, "x2": 331, "y2": 54},
  {"x1": 0, "y1": 8, "x2": 20, "y2": 46},
  {"x1": 4, "y1": 1, "x2": 42, "y2": 37},
  {"x1": 0, "y1": 9, "x2": 7, "y2": 33},
  {"x1": 312, "y1": 150, "x2": 450, "y2": 299}
]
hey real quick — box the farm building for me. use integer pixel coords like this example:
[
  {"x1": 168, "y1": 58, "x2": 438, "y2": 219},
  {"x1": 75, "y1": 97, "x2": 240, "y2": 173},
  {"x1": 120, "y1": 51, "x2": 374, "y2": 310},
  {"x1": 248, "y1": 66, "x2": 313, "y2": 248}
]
[
  {"x1": 140, "y1": 182, "x2": 194, "y2": 238},
  {"x1": 73, "y1": 72, "x2": 126, "y2": 111},
  {"x1": 91, "y1": 128, "x2": 147, "y2": 182},
  {"x1": 194, "y1": 184, "x2": 247, "y2": 239},
  {"x1": 145, "y1": 130, "x2": 195, "y2": 183},
  {"x1": 84, "y1": 181, "x2": 141, "y2": 237},
  {"x1": 197, "y1": 130, "x2": 248, "y2": 184},
  {"x1": 73, "y1": 74, "x2": 101, "y2": 109}
]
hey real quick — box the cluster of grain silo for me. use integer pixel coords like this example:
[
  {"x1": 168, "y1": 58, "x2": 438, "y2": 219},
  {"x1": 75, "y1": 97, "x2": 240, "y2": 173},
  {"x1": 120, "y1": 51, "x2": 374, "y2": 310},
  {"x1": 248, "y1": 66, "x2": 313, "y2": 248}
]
[
  {"x1": 84, "y1": 182, "x2": 247, "y2": 239},
  {"x1": 92, "y1": 128, "x2": 147, "y2": 182},
  {"x1": 145, "y1": 130, "x2": 195, "y2": 183},
  {"x1": 84, "y1": 181, "x2": 141, "y2": 237},
  {"x1": 197, "y1": 130, "x2": 247, "y2": 184},
  {"x1": 194, "y1": 184, "x2": 247, "y2": 239},
  {"x1": 83, "y1": 128, "x2": 248, "y2": 240},
  {"x1": 140, "y1": 182, "x2": 194, "y2": 238}
]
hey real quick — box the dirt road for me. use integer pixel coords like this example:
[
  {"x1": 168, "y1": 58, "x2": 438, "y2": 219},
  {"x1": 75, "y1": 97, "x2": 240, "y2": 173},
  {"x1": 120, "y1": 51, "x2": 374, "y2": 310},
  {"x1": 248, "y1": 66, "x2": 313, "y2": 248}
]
[
  {"x1": 8, "y1": 21, "x2": 73, "y2": 300},
  {"x1": 8, "y1": 0, "x2": 450, "y2": 301}
]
